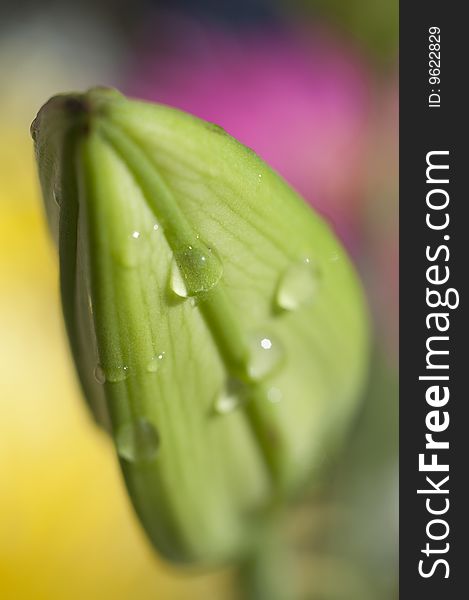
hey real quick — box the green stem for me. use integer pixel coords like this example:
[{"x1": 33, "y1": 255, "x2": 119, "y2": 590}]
[{"x1": 236, "y1": 516, "x2": 298, "y2": 600}]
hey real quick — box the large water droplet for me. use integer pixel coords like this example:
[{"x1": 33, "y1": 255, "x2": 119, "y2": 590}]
[
  {"x1": 171, "y1": 242, "x2": 223, "y2": 298},
  {"x1": 106, "y1": 364, "x2": 130, "y2": 383},
  {"x1": 276, "y1": 259, "x2": 320, "y2": 311},
  {"x1": 247, "y1": 334, "x2": 284, "y2": 381},
  {"x1": 94, "y1": 364, "x2": 106, "y2": 384},
  {"x1": 146, "y1": 352, "x2": 165, "y2": 373},
  {"x1": 116, "y1": 418, "x2": 160, "y2": 462},
  {"x1": 214, "y1": 378, "x2": 248, "y2": 414}
]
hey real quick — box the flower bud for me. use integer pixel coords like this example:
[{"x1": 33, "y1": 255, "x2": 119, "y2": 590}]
[{"x1": 32, "y1": 88, "x2": 369, "y2": 565}]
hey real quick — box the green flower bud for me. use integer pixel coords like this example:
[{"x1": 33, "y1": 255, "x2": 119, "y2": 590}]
[{"x1": 32, "y1": 88, "x2": 369, "y2": 565}]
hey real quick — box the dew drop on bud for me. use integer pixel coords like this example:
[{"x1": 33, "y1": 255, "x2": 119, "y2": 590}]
[
  {"x1": 146, "y1": 352, "x2": 165, "y2": 373},
  {"x1": 215, "y1": 394, "x2": 239, "y2": 414},
  {"x1": 106, "y1": 364, "x2": 130, "y2": 383},
  {"x1": 94, "y1": 364, "x2": 106, "y2": 384},
  {"x1": 266, "y1": 386, "x2": 283, "y2": 403},
  {"x1": 214, "y1": 378, "x2": 248, "y2": 415},
  {"x1": 30, "y1": 118, "x2": 38, "y2": 142},
  {"x1": 247, "y1": 334, "x2": 284, "y2": 381},
  {"x1": 53, "y1": 185, "x2": 61, "y2": 207},
  {"x1": 116, "y1": 418, "x2": 160, "y2": 462},
  {"x1": 171, "y1": 241, "x2": 223, "y2": 298},
  {"x1": 276, "y1": 259, "x2": 320, "y2": 311},
  {"x1": 118, "y1": 229, "x2": 151, "y2": 268}
]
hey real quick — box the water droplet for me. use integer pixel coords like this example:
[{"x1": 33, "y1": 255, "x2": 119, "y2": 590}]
[
  {"x1": 247, "y1": 334, "x2": 284, "y2": 380},
  {"x1": 276, "y1": 260, "x2": 320, "y2": 311},
  {"x1": 267, "y1": 387, "x2": 282, "y2": 403},
  {"x1": 170, "y1": 261, "x2": 188, "y2": 298},
  {"x1": 94, "y1": 364, "x2": 106, "y2": 384},
  {"x1": 116, "y1": 418, "x2": 160, "y2": 462},
  {"x1": 146, "y1": 352, "x2": 165, "y2": 373},
  {"x1": 153, "y1": 223, "x2": 159, "y2": 231},
  {"x1": 214, "y1": 378, "x2": 248, "y2": 414},
  {"x1": 30, "y1": 118, "x2": 38, "y2": 141},
  {"x1": 171, "y1": 241, "x2": 223, "y2": 298},
  {"x1": 215, "y1": 394, "x2": 239, "y2": 414},
  {"x1": 52, "y1": 186, "x2": 61, "y2": 207},
  {"x1": 118, "y1": 229, "x2": 152, "y2": 268},
  {"x1": 106, "y1": 364, "x2": 130, "y2": 383}
]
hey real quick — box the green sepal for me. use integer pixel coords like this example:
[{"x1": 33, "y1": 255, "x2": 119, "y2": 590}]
[{"x1": 32, "y1": 88, "x2": 369, "y2": 565}]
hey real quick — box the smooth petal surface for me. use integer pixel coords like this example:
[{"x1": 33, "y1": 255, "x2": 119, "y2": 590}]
[{"x1": 32, "y1": 88, "x2": 369, "y2": 565}]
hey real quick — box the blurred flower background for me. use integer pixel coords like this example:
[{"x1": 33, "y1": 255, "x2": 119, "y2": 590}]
[{"x1": 0, "y1": 1, "x2": 397, "y2": 598}]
